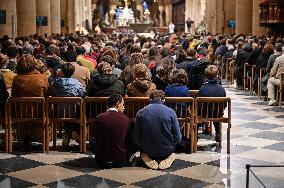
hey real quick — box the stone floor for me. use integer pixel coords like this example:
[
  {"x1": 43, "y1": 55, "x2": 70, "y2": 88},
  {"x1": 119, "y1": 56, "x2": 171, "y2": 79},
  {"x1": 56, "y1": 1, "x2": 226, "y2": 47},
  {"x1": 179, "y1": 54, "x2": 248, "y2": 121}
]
[{"x1": 1, "y1": 81, "x2": 284, "y2": 188}]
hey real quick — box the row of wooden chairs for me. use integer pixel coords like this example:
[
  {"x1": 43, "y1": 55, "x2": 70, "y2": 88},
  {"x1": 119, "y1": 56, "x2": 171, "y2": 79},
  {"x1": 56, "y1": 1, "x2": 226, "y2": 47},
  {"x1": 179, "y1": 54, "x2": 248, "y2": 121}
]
[
  {"x1": 243, "y1": 64, "x2": 284, "y2": 107},
  {"x1": 0, "y1": 96, "x2": 231, "y2": 154},
  {"x1": 225, "y1": 58, "x2": 283, "y2": 107}
]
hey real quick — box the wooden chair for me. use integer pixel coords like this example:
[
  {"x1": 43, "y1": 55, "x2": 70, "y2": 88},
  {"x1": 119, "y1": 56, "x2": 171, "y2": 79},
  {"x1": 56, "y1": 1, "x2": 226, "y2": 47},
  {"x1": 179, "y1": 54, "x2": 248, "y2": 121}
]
[
  {"x1": 0, "y1": 100, "x2": 8, "y2": 152},
  {"x1": 83, "y1": 97, "x2": 109, "y2": 153},
  {"x1": 83, "y1": 97, "x2": 195, "y2": 153},
  {"x1": 165, "y1": 97, "x2": 195, "y2": 153},
  {"x1": 189, "y1": 90, "x2": 199, "y2": 98},
  {"x1": 225, "y1": 58, "x2": 234, "y2": 81},
  {"x1": 243, "y1": 63, "x2": 249, "y2": 91},
  {"x1": 45, "y1": 97, "x2": 83, "y2": 153},
  {"x1": 276, "y1": 72, "x2": 284, "y2": 107},
  {"x1": 124, "y1": 97, "x2": 149, "y2": 123},
  {"x1": 230, "y1": 60, "x2": 235, "y2": 84},
  {"x1": 7, "y1": 97, "x2": 45, "y2": 153},
  {"x1": 194, "y1": 97, "x2": 231, "y2": 153},
  {"x1": 258, "y1": 68, "x2": 266, "y2": 98},
  {"x1": 249, "y1": 65, "x2": 256, "y2": 95}
]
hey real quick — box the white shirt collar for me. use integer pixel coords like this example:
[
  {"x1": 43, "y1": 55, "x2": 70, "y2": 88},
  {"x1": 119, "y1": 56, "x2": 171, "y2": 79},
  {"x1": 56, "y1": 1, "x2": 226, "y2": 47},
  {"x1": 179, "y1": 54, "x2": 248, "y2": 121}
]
[{"x1": 107, "y1": 108, "x2": 118, "y2": 112}]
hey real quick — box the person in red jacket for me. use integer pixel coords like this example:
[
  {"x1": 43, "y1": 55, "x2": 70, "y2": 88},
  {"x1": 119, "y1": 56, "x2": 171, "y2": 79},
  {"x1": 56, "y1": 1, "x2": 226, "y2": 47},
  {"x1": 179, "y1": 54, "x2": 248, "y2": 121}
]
[{"x1": 94, "y1": 93, "x2": 130, "y2": 168}]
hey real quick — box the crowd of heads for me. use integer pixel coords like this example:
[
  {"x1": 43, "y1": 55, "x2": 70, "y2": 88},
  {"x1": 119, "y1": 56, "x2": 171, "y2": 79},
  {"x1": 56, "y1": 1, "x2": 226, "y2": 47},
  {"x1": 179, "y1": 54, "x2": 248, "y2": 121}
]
[{"x1": 1, "y1": 31, "x2": 283, "y2": 99}]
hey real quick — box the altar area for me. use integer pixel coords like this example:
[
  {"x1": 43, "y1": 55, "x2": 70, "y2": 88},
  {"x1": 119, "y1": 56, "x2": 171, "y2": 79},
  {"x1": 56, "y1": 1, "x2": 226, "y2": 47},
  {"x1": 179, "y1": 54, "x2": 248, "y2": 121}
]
[{"x1": 107, "y1": 0, "x2": 154, "y2": 33}]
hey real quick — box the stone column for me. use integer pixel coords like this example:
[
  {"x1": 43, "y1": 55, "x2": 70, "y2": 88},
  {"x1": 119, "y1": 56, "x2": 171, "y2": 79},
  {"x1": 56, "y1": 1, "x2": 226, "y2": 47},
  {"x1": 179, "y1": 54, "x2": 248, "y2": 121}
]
[
  {"x1": 158, "y1": 5, "x2": 165, "y2": 27},
  {"x1": 86, "y1": 0, "x2": 92, "y2": 30},
  {"x1": 185, "y1": 0, "x2": 191, "y2": 33},
  {"x1": 60, "y1": 0, "x2": 67, "y2": 34},
  {"x1": 165, "y1": 0, "x2": 172, "y2": 26},
  {"x1": 252, "y1": 0, "x2": 267, "y2": 36},
  {"x1": 236, "y1": 0, "x2": 253, "y2": 35},
  {"x1": 215, "y1": 0, "x2": 224, "y2": 34},
  {"x1": 0, "y1": 0, "x2": 17, "y2": 38},
  {"x1": 205, "y1": 0, "x2": 217, "y2": 34},
  {"x1": 16, "y1": 0, "x2": 36, "y2": 37},
  {"x1": 50, "y1": 0, "x2": 61, "y2": 34},
  {"x1": 224, "y1": 0, "x2": 236, "y2": 34},
  {"x1": 36, "y1": 0, "x2": 51, "y2": 35},
  {"x1": 136, "y1": 0, "x2": 144, "y2": 23},
  {"x1": 74, "y1": 0, "x2": 81, "y2": 28},
  {"x1": 67, "y1": 0, "x2": 75, "y2": 33}
]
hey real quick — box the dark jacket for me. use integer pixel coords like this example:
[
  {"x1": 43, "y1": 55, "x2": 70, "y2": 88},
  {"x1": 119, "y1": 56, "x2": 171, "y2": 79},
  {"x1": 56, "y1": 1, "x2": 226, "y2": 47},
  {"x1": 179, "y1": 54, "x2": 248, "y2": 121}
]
[
  {"x1": 215, "y1": 45, "x2": 228, "y2": 57},
  {"x1": 94, "y1": 110, "x2": 130, "y2": 163},
  {"x1": 133, "y1": 99, "x2": 182, "y2": 158},
  {"x1": 87, "y1": 74, "x2": 124, "y2": 97},
  {"x1": 0, "y1": 72, "x2": 9, "y2": 101},
  {"x1": 247, "y1": 48, "x2": 262, "y2": 66},
  {"x1": 255, "y1": 51, "x2": 273, "y2": 76},
  {"x1": 152, "y1": 75, "x2": 170, "y2": 91},
  {"x1": 198, "y1": 79, "x2": 226, "y2": 117},
  {"x1": 235, "y1": 46, "x2": 252, "y2": 68}
]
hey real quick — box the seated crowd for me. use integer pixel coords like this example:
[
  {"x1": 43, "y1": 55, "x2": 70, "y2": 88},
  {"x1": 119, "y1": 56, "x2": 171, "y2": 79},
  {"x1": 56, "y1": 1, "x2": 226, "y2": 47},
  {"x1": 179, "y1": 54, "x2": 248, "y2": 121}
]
[{"x1": 0, "y1": 32, "x2": 282, "y2": 169}]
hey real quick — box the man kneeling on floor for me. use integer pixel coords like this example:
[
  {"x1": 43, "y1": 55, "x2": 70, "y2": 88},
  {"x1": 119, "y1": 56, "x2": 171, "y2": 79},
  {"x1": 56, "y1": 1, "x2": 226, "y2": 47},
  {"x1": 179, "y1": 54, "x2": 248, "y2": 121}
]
[
  {"x1": 94, "y1": 94, "x2": 130, "y2": 168},
  {"x1": 132, "y1": 90, "x2": 182, "y2": 170}
]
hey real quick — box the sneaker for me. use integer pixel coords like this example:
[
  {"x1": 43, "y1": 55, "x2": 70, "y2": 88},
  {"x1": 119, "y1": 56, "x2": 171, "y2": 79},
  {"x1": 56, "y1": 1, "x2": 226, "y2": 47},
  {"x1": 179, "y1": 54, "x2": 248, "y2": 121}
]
[
  {"x1": 141, "y1": 153, "x2": 158, "y2": 170},
  {"x1": 158, "y1": 153, "x2": 176, "y2": 170},
  {"x1": 268, "y1": 99, "x2": 277, "y2": 106}
]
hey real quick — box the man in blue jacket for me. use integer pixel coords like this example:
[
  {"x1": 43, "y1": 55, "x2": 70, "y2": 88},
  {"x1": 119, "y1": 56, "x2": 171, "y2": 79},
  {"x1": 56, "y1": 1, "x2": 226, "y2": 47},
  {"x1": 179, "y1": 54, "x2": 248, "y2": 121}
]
[{"x1": 132, "y1": 90, "x2": 182, "y2": 170}]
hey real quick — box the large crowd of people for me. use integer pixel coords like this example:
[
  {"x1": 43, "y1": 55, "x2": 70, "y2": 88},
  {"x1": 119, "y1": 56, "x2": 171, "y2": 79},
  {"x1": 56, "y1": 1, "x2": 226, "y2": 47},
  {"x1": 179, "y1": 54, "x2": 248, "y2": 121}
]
[{"x1": 0, "y1": 31, "x2": 283, "y2": 169}]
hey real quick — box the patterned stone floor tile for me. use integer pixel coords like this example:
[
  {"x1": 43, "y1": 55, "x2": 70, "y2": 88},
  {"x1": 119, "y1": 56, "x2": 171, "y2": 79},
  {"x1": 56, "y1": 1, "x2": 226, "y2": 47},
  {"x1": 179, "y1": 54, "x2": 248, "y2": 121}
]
[
  {"x1": 90, "y1": 167, "x2": 166, "y2": 185},
  {"x1": 133, "y1": 174, "x2": 211, "y2": 188},
  {"x1": 55, "y1": 156, "x2": 100, "y2": 173},
  {"x1": 171, "y1": 164, "x2": 230, "y2": 184},
  {"x1": 249, "y1": 131, "x2": 284, "y2": 141},
  {"x1": 0, "y1": 156, "x2": 46, "y2": 174},
  {"x1": 22, "y1": 152, "x2": 89, "y2": 165},
  {"x1": 45, "y1": 174, "x2": 124, "y2": 188},
  {"x1": 7, "y1": 165, "x2": 84, "y2": 185},
  {"x1": 263, "y1": 142, "x2": 284, "y2": 152},
  {"x1": 0, "y1": 176, "x2": 36, "y2": 188},
  {"x1": 236, "y1": 148, "x2": 284, "y2": 163},
  {"x1": 176, "y1": 152, "x2": 223, "y2": 164},
  {"x1": 231, "y1": 136, "x2": 280, "y2": 148},
  {"x1": 240, "y1": 122, "x2": 282, "y2": 130}
]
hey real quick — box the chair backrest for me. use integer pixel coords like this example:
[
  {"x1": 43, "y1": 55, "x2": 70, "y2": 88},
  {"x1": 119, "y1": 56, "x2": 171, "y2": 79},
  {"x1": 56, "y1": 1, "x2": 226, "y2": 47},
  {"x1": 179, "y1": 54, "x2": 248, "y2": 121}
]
[
  {"x1": 0, "y1": 100, "x2": 7, "y2": 124},
  {"x1": 124, "y1": 97, "x2": 149, "y2": 123},
  {"x1": 279, "y1": 72, "x2": 284, "y2": 107},
  {"x1": 83, "y1": 97, "x2": 195, "y2": 126},
  {"x1": 189, "y1": 90, "x2": 199, "y2": 98},
  {"x1": 83, "y1": 97, "x2": 109, "y2": 124},
  {"x1": 46, "y1": 97, "x2": 83, "y2": 123},
  {"x1": 7, "y1": 97, "x2": 45, "y2": 124},
  {"x1": 165, "y1": 97, "x2": 194, "y2": 137},
  {"x1": 195, "y1": 97, "x2": 231, "y2": 124}
]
